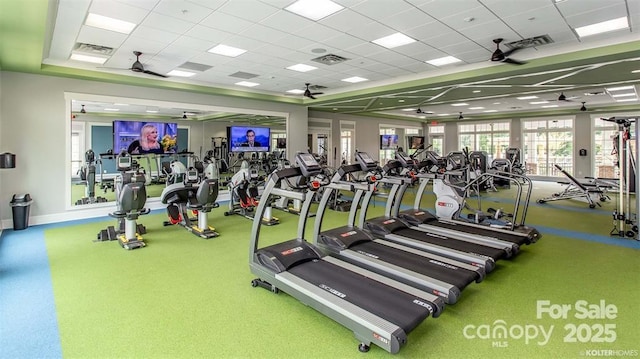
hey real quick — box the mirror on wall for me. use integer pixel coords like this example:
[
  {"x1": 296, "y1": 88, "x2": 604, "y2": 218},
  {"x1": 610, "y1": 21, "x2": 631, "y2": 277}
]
[{"x1": 67, "y1": 95, "x2": 286, "y2": 208}]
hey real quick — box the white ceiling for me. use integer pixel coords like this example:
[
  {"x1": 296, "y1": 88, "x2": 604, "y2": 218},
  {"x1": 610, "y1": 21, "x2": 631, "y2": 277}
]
[{"x1": 46, "y1": 0, "x2": 640, "y2": 119}]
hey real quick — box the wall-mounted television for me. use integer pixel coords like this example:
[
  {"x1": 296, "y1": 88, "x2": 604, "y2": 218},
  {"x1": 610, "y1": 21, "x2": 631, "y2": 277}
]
[
  {"x1": 380, "y1": 134, "x2": 399, "y2": 150},
  {"x1": 113, "y1": 120, "x2": 179, "y2": 155},
  {"x1": 276, "y1": 138, "x2": 287, "y2": 149},
  {"x1": 408, "y1": 136, "x2": 425, "y2": 150},
  {"x1": 228, "y1": 126, "x2": 270, "y2": 152}
]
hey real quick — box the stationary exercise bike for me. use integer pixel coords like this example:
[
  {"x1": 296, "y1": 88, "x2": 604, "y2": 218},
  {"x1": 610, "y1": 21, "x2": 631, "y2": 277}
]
[
  {"x1": 96, "y1": 154, "x2": 149, "y2": 250},
  {"x1": 225, "y1": 160, "x2": 279, "y2": 226}
]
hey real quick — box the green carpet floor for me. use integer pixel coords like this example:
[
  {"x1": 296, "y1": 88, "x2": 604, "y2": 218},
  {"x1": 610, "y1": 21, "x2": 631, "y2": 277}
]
[{"x1": 44, "y1": 182, "x2": 640, "y2": 358}]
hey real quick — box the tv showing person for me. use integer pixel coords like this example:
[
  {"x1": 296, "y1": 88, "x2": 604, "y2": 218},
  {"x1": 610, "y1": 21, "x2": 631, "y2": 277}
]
[
  {"x1": 127, "y1": 123, "x2": 164, "y2": 154},
  {"x1": 411, "y1": 136, "x2": 425, "y2": 149},
  {"x1": 241, "y1": 129, "x2": 262, "y2": 148}
]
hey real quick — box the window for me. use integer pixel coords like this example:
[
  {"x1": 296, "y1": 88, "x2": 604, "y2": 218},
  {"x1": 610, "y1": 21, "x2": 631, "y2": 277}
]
[
  {"x1": 71, "y1": 132, "x2": 81, "y2": 177},
  {"x1": 379, "y1": 127, "x2": 396, "y2": 164},
  {"x1": 522, "y1": 118, "x2": 574, "y2": 176},
  {"x1": 340, "y1": 130, "x2": 353, "y2": 164},
  {"x1": 457, "y1": 121, "x2": 510, "y2": 162},
  {"x1": 427, "y1": 124, "x2": 445, "y2": 155},
  {"x1": 271, "y1": 132, "x2": 286, "y2": 151},
  {"x1": 593, "y1": 117, "x2": 636, "y2": 178}
]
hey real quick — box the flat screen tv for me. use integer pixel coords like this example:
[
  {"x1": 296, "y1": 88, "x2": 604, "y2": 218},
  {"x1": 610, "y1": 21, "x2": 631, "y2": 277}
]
[
  {"x1": 380, "y1": 134, "x2": 399, "y2": 150},
  {"x1": 113, "y1": 120, "x2": 178, "y2": 155},
  {"x1": 276, "y1": 138, "x2": 287, "y2": 149},
  {"x1": 228, "y1": 126, "x2": 270, "y2": 152},
  {"x1": 408, "y1": 136, "x2": 425, "y2": 150}
]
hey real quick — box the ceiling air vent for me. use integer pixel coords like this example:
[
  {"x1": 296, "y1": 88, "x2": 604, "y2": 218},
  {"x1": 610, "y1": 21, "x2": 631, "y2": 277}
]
[
  {"x1": 311, "y1": 54, "x2": 349, "y2": 66},
  {"x1": 180, "y1": 62, "x2": 213, "y2": 72},
  {"x1": 505, "y1": 35, "x2": 554, "y2": 50},
  {"x1": 73, "y1": 43, "x2": 115, "y2": 56},
  {"x1": 229, "y1": 71, "x2": 259, "y2": 79}
]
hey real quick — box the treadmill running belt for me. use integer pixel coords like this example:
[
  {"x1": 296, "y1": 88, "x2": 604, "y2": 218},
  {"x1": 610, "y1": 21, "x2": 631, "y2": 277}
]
[
  {"x1": 288, "y1": 260, "x2": 432, "y2": 333},
  {"x1": 424, "y1": 219, "x2": 529, "y2": 246},
  {"x1": 353, "y1": 241, "x2": 478, "y2": 290},
  {"x1": 392, "y1": 227, "x2": 507, "y2": 261}
]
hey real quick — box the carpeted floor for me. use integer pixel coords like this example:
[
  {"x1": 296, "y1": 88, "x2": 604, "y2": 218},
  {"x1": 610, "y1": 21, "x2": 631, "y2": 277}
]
[{"x1": 2, "y1": 180, "x2": 640, "y2": 358}]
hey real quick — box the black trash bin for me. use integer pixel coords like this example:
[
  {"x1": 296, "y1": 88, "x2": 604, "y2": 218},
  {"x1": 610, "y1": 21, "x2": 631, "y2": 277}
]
[{"x1": 10, "y1": 194, "x2": 33, "y2": 230}]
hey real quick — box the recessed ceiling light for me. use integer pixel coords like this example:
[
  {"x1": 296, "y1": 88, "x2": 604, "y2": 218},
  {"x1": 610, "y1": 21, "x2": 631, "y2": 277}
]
[
  {"x1": 542, "y1": 105, "x2": 559, "y2": 108},
  {"x1": 70, "y1": 53, "x2": 108, "y2": 64},
  {"x1": 517, "y1": 95, "x2": 538, "y2": 100},
  {"x1": 285, "y1": 0, "x2": 344, "y2": 21},
  {"x1": 437, "y1": 113, "x2": 450, "y2": 116},
  {"x1": 398, "y1": 99, "x2": 405, "y2": 103},
  {"x1": 451, "y1": 103, "x2": 469, "y2": 106},
  {"x1": 483, "y1": 110, "x2": 498, "y2": 113},
  {"x1": 401, "y1": 108, "x2": 416, "y2": 112},
  {"x1": 616, "y1": 97, "x2": 638, "y2": 102},
  {"x1": 469, "y1": 107, "x2": 485, "y2": 110},
  {"x1": 472, "y1": 90, "x2": 481, "y2": 93},
  {"x1": 208, "y1": 44, "x2": 247, "y2": 57},
  {"x1": 286, "y1": 89, "x2": 305, "y2": 94},
  {"x1": 372, "y1": 32, "x2": 416, "y2": 49},
  {"x1": 632, "y1": 70, "x2": 640, "y2": 74},
  {"x1": 286, "y1": 64, "x2": 318, "y2": 72},
  {"x1": 235, "y1": 81, "x2": 259, "y2": 87},
  {"x1": 574, "y1": 17, "x2": 629, "y2": 38},
  {"x1": 610, "y1": 93, "x2": 637, "y2": 98},
  {"x1": 606, "y1": 85, "x2": 635, "y2": 91},
  {"x1": 530, "y1": 101, "x2": 550, "y2": 105},
  {"x1": 426, "y1": 56, "x2": 462, "y2": 67},
  {"x1": 103, "y1": 108, "x2": 120, "y2": 111},
  {"x1": 342, "y1": 76, "x2": 368, "y2": 83},
  {"x1": 167, "y1": 70, "x2": 196, "y2": 77},
  {"x1": 85, "y1": 13, "x2": 136, "y2": 34},
  {"x1": 146, "y1": 110, "x2": 159, "y2": 113},
  {"x1": 493, "y1": 102, "x2": 501, "y2": 105}
]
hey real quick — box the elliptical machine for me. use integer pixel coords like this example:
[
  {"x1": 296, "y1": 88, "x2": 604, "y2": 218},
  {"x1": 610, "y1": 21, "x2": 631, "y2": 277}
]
[
  {"x1": 76, "y1": 149, "x2": 108, "y2": 205},
  {"x1": 96, "y1": 153, "x2": 149, "y2": 250},
  {"x1": 225, "y1": 160, "x2": 279, "y2": 225}
]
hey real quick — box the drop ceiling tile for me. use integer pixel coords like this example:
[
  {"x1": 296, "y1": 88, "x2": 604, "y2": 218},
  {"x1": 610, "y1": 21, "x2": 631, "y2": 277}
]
[
  {"x1": 117, "y1": 36, "x2": 168, "y2": 56},
  {"x1": 260, "y1": 9, "x2": 316, "y2": 32},
  {"x1": 555, "y1": 0, "x2": 626, "y2": 17},
  {"x1": 179, "y1": 0, "x2": 226, "y2": 11},
  {"x1": 439, "y1": 6, "x2": 499, "y2": 31},
  {"x1": 392, "y1": 41, "x2": 437, "y2": 57},
  {"x1": 296, "y1": 23, "x2": 344, "y2": 43},
  {"x1": 171, "y1": 35, "x2": 213, "y2": 52},
  {"x1": 183, "y1": 51, "x2": 235, "y2": 67},
  {"x1": 384, "y1": 8, "x2": 437, "y2": 32},
  {"x1": 347, "y1": 21, "x2": 396, "y2": 42},
  {"x1": 345, "y1": 41, "x2": 387, "y2": 57},
  {"x1": 252, "y1": 43, "x2": 295, "y2": 57},
  {"x1": 455, "y1": 48, "x2": 492, "y2": 63},
  {"x1": 564, "y1": 3, "x2": 629, "y2": 28},
  {"x1": 200, "y1": 12, "x2": 254, "y2": 33},
  {"x1": 422, "y1": 31, "x2": 473, "y2": 51},
  {"x1": 156, "y1": 46, "x2": 202, "y2": 65},
  {"x1": 319, "y1": 9, "x2": 375, "y2": 32},
  {"x1": 405, "y1": 21, "x2": 454, "y2": 41},
  {"x1": 439, "y1": 41, "x2": 485, "y2": 56},
  {"x1": 458, "y1": 20, "x2": 519, "y2": 43},
  {"x1": 153, "y1": 0, "x2": 213, "y2": 23},
  {"x1": 241, "y1": 24, "x2": 289, "y2": 44},
  {"x1": 218, "y1": 1, "x2": 279, "y2": 22},
  {"x1": 114, "y1": 0, "x2": 160, "y2": 11},
  {"x1": 76, "y1": 25, "x2": 128, "y2": 49},
  {"x1": 141, "y1": 12, "x2": 195, "y2": 34},
  {"x1": 185, "y1": 24, "x2": 233, "y2": 43},
  {"x1": 478, "y1": 0, "x2": 552, "y2": 18},
  {"x1": 276, "y1": 35, "x2": 319, "y2": 51},
  {"x1": 221, "y1": 35, "x2": 267, "y2": 52},
  {"x1": 88, "y1": 0, "x2": 149, "y2": 24},
  {"x1": 351, "y1": 0, "x2": 415, "y2": 22},
  {"x1": 320, "y1": 33, "x2": 364, "y2": 50},
  {"x1": 131, "y1": 25, "x2": 180, "y2": 44}
]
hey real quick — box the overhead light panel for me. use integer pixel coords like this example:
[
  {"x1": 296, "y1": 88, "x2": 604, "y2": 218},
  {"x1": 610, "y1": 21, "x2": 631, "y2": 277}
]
[
  {"x1": 286, "y1": 64, "x2": 318, "y2": 72},
  {"x1": 372, "y1": 32, "x2": 416, "y2": 49},
  {"x1": 70, "y1": 53, "x2": 108, "y2": 64},
  {"x1": 616, "y1": 97, "x2": 638, "y2": 102},
  {"x1": 610, "y1": 93, "x2": 637, "y2": 98},
  {"x1": 469, "y1": 107, "x2": 485, "y2": 110},
  {"x1": 103, "y1": 108, "x2": 120, "y2": 111},
  {"x1": 285, "y1": 0, "x2": 344, "y2": 21},
  {"x1": 517, "y1": 95, "x2": 538, "y2": 100},
  {"x1": 286, "y1": 89, "x2": 305, "y2": 94},
  {"x1": 426, "y1": 56, "x2": 461, "y2": 67},
  {"x1": 542, "y1": 105, "x2": 559, "y2": 108},
  {"x1": 85, "y1": 13, "x2": 136, "y2": 34},
  {"x1": 530, "y1": 101, "x2": 550, "y2": 105},
  {"x1": 632, "y1": 70, "x2": 640, "y2": 74},
  {"x1": 235, "y1": 81, "x2": 259, "y2": 87},
  {"x1": 342, "y1": 76, "x2": 368, "y2": 83},
  {"x1": 483, "y1": 110, "x2": 498, "y2": 113},
  {"x1": 606, "y1": 85, "x2": 634, "y2": 92},
  {"x1": 574, "y1": 17, "x2": 629, "y2": 38},
  {"x1": 167, "y1": 70, "x2": 196, "y2": 77},
  {"x1": 208, "y1": 44, "x2": 247, "y2": 57},
  {"x1": 451, "y1": 103, "x2": 469, "y2": 107}
]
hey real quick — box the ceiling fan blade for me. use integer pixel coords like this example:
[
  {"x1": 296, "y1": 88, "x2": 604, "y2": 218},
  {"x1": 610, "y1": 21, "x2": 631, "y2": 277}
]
[
  {"x1": 310, "y1": 92, "x2": 323, "y2": 95},
  {"x1": 502, "y1": 46, "x2": 522, "y2": 58},
  {"x1": 143, "y1": 70, "x2": 169, "y2": 78},
  {"x1": 307, "y1": 94, "x2": 317, "y2": 100}
]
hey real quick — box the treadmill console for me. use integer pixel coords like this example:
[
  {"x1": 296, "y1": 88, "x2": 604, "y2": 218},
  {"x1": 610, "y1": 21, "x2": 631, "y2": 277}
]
[
  {"x1": 117, "y1": 156, "x2": 132, "y2": 171},
  {"x1": 355, "y1": 152, "x2": 378, "y2": 171},
  {"x1": 295, "y1": 153, "x2": 322, "y2": 177},
  {"x1": 395, "y1": 151, "x2": 416, "y2": 168}
]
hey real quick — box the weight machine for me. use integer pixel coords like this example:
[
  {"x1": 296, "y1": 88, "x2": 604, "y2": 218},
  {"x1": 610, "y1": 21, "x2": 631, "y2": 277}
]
[{"x1": 600, "y1": 116, "x2": 639, "y2": 239}]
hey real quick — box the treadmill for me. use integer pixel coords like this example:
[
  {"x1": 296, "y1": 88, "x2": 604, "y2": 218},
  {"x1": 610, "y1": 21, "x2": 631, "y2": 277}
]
[
  {"x1": 397, "y1": 152, "x2": 541, "y2": 247},
  {"x1": 250, "y1": 153, "x2": 445, "y2": 354},
  {"x1": 312, "y1": 158, "x2": 484, "y2": 305},
  {"x1": 354, "y1": 152, "x2": 511, "y2": 273}
]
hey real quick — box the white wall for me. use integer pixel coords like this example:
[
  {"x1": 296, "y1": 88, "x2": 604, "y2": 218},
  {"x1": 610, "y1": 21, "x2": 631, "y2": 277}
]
[{"x1": 0, "y1": 71, "x2": 307, "y2": 226}]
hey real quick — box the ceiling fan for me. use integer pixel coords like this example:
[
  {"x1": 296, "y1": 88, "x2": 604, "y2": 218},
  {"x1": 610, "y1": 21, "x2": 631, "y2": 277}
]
[
  {"x1": 102, "y1": 51, "x2": 168, "y2": 78},
  {"x1": 416, "y1": 107, "x2": 433, "y2": 114},
  {"x1": 491, "y1": 38, "x2": 526, "y2": 65},
  {"x1": 303, "y1": 83, "x2": 323, "y2": 99},
  {"x1": 547, "y1": 92, "x2": 578, "y2": 102}
]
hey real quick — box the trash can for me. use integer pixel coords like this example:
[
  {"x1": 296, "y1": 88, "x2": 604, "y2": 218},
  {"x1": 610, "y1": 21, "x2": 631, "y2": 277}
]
[{"x1": 10, "y1": 194, "x2": 33, "y2": 230}]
